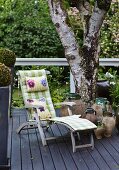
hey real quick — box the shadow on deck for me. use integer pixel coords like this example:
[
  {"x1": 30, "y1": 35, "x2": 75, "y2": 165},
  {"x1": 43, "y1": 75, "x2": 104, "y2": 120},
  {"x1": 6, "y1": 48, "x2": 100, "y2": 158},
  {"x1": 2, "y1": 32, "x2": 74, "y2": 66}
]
[{"x1": 9, "y1": 108, "x2": 119, "y2": 170}]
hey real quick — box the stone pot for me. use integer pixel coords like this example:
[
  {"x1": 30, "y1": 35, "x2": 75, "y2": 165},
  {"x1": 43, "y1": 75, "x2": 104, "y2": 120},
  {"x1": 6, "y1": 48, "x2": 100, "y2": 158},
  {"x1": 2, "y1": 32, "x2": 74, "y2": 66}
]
[
  {"x1": 85, "y1": 107, "x2": 97, "y2": 123},
  {"x1": 114, "y1": 107, "x2": 119, "y2": 133},
  {"x1": 61, "y1": 93, "x2": 86, "y2": 117},
  {"x1": 102, "y1": 116, "x2": 116, "y2": 137},
  {"x1": 94, "y1": 126, "x2": 105, "y2": 139}
]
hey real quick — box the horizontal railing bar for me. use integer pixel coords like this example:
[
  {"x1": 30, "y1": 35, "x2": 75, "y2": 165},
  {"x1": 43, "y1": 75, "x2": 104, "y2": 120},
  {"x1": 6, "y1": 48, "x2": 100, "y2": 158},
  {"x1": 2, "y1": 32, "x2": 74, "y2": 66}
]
[
  {"x1": 99, "y1": 58, "x2": 119, "y2": 67},
  {"x1": 15, "y1": 58, "x2": 67, "y2": 66},
  {"x1": 15, "y1": 58, "x2": 119, "y2": 93},
  {"x1": 15, "y1": 58, "x2": 119, "y2": 67}
]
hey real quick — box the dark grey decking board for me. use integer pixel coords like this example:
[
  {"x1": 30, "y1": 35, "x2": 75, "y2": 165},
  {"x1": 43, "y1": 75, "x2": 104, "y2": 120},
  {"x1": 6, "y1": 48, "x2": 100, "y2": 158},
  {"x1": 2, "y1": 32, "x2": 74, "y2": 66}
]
[
  {"x1": 28, "y1": 129, "x2": 44, "y2": 170},
  {"x1": 11, "y1": 114, "x2": 21, "y2": 170},
  {"x1": 100, "y1": 138, "x2": 119, "y2": 164},
  {"x1": 87, "y1": 145, "x2": 111, "y2": 170},
  {"x1": 95, "y1": 140, "x2": 119, "y2": 170},
  {"x1": 9, "y1": 108, "x2": 119, "y2": 170},
  {"x1": 19, "y1": 112, "x2": 33, "y2": 170},
  {"x1": 56, "y1": 125, "x2": 89, "y2": 170}
]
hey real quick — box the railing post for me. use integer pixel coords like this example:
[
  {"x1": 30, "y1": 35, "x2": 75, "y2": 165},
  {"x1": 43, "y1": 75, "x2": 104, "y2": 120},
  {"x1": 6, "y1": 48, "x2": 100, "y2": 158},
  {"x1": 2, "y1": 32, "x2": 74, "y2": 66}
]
[{"x1": 70, "y1": 71, "x2": 75, "y2": 93}]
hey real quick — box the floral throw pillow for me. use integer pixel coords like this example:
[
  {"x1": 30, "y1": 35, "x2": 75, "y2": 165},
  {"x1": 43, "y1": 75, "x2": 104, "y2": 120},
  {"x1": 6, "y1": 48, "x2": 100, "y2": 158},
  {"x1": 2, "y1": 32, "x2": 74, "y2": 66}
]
[
  {"x1": 26, "y1": 76, "x2": 48, "y2": 92},
  {"x1": 26, "y1": 98, "x2": 52, "y2": 119}
]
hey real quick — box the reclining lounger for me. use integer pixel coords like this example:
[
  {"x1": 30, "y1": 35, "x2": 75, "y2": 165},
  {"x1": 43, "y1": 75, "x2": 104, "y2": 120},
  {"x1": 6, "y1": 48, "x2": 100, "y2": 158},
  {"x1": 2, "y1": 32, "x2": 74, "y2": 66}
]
[{"x1": 17, "y1": 69, "x2": 97, "y2": 152}]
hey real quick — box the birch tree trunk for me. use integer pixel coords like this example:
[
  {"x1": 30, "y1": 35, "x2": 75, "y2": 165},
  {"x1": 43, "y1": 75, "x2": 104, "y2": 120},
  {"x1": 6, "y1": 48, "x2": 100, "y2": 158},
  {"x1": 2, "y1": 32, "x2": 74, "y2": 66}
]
[{"x1": 48, "y1": 0, "x2": 112, "y2": 106}]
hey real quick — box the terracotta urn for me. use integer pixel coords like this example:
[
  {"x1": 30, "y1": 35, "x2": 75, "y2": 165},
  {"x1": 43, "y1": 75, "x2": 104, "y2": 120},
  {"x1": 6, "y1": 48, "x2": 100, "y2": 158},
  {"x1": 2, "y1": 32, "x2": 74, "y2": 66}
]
[
  {"x1": 85, "y1": 107, "x2": 97, "y2": 123},
  {"x1": 94, "y1": 126, "x2": 105, "y2": 139},
  {"x1": 102, "y1": 116, "x2": 116, "y2": 137}
]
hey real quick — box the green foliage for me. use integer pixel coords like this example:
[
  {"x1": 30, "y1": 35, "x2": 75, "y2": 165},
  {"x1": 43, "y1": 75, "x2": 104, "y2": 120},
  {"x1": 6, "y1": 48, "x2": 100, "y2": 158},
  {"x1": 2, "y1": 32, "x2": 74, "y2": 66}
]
[
  {"x1": 98, "y1": 68, "x2": 119, "y2": 109},
  {"x1": 12, "y1": 88, "x2": 24, "y2": 108},
  {"x1": 0, "y1": 0, "x2": 118, "y2": 59},
  {"x1": 0, "y1": 0, "x2": 64, "y2": 58},
  {"x1": 97, "y1": 0, "x2": 111, "y2": 11},
  {"x1": 12, "y1": 65, "x2": 70, "y2": 107},
  {"x1": 100, "y1": 1, "x2": 119, "y2": 58},
  {"x1": 108, "y1": 71, "x2": 119, "y2": 108},
  {"x1": 0, "y1": 48, "x2": 16, "y2": 67},
  {"x1": 0, "y1": 63, "x2": 11, "y2": 86},
  {"x1": 68, "y1": 7, "x2": 83, "y2": 47},
  {"x1": 30, "y1": 65, "x2": 70, "y2": 103},
  {"x1": 98, "y1": 67, "x2": 106, "y2": 80},
  {"x1": 61, "y1": 0, "x2": 70, "y2": 10}
]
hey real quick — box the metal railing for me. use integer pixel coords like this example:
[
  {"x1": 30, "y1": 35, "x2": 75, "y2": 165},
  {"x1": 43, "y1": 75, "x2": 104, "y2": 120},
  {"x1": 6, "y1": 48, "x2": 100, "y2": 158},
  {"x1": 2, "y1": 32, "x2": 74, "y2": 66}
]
[
  {"x1": 16, "y1": 58, "x2": 119, "y2": 66},
  {"x1": 15, "y1": 58, "x2": 119, "y2": 92}
]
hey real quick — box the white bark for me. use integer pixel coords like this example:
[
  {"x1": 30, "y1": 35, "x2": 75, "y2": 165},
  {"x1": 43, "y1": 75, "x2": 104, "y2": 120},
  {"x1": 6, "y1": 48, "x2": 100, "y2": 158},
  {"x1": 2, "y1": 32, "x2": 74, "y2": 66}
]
[
  {"x1": 48, "y1": 0, "x2": 112, "y2": 105},
  {"x1": 48, "y1": 0, "x2": 83, "y2": 90}
]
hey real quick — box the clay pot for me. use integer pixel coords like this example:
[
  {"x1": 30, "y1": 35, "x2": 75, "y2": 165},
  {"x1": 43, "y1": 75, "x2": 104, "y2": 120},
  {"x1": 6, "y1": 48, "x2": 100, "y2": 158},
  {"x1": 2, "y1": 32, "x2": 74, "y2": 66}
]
[
  {"x1": 94, "y1": 126, "x2": 105, "y2": 139},
  {"x1": 61, "y1": 93, "x2": 86, "y2": 117},
  {"x1": 85, "y1": 107, "x2": 97, "y2": 123},
  {"x1": 114, "y1": 107, "x2": 119, "y2": 133},
  {"x1": 92, "y1": 103, "x2": 103, "y2": 118},
  {"x1": 102, "y1": 116, "x2": 116, "y2": 137}
]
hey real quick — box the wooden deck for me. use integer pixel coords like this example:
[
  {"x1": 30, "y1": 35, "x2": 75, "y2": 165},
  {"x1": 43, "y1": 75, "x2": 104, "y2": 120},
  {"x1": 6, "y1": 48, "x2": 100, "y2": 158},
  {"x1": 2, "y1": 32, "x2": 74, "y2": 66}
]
[{"x1": 8, "y1": 108, "x2": 119, "y2": 170}]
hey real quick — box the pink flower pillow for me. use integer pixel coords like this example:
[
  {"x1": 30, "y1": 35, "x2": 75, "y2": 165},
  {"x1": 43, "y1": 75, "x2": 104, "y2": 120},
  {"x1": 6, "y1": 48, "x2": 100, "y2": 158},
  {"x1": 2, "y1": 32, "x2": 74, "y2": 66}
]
[{"x1": 26, "y1": 76, "x2": 48, "y2": 92}]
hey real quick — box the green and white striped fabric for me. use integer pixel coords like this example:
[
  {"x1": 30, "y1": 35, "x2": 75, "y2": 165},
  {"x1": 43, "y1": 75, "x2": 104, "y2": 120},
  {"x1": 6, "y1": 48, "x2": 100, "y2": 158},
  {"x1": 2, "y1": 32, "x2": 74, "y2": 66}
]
[
  {"x1": 18, "y1": 69, "x2": 56, "y2": 119},
  {"x1": 52, "y1": 115, "x2": 97, "y2": 131},
  {"x1": 18, "y1": 69, "x2": 97, "y2": 132}
]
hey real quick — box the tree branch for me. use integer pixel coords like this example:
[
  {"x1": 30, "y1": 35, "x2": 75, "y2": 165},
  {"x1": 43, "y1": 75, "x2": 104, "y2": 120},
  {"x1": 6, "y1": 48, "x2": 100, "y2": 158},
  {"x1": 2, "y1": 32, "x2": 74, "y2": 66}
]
[
  {"x1": 84, "y1": 1, "x2": 112, "y2": 48},
  {"x1": 77, "y1": 0, "x2": 91, "y2": 39},
  {"x1": 48, "y1": 0, "x2": 83, "y2": 89}
]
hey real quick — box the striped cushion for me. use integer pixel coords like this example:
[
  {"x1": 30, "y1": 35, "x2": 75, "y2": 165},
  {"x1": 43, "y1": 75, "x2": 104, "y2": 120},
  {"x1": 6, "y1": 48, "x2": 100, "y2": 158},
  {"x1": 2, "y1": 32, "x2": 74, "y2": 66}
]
[
  {"x1": 18, "y1": 69, "x2": 56, "y2": 118},
  {"x1": 18, "y1": 69, "x2": 97, "y2": 132},
  {"x1": 51, "y1": 115, "x2": 97, "y2": 131}
]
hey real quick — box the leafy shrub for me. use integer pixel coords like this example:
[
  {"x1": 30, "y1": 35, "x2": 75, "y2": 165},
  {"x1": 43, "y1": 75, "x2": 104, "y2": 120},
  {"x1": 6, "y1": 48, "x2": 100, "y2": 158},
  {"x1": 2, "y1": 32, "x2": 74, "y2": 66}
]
[
  {"x1": 0, "y1": 0, "x2": 65, "y2": 58},
  {"x1": 0, "y1": 63, "x2": 11, "y2": 86},
  {"x1": 0, "y1": 48, "x2": 16, "y2": 67},
  {"x1": 12, "y1": 65, "x2": 70, "y2": 107}
]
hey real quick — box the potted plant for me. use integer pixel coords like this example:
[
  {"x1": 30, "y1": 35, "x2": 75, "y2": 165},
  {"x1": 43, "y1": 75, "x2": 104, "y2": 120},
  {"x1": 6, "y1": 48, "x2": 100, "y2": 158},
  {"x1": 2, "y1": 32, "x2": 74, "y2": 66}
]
[
  {"x1": 0, "y1": 48, "x2": 16, "y2": 67},
  {"x1": 0, "y1": 48, "x2": 16, "y2": 116},
  {"x1": 0, "y1": 63, "x2": 11, "y2": 170},
  {"x1": 109, "y1": 73, "x2": 119, "y2": 133}
]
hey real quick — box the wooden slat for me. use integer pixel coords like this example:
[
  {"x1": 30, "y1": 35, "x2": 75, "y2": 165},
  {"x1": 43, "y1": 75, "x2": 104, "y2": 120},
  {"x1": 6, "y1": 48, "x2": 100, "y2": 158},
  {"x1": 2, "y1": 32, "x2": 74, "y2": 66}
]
[
  {"x1": 44, "y1": 125, "x2": 67, "y2": 170},
  {"x1": 95, "y1": 140, "x2": 119, "y2": 170},
  {"x1": 10, "y1": 108, "x2": 119, "y2": 170},
  {"x1": 28, "y1": 129, "x2": 44, "y2": 170},
  {"x1": 88, "y1": 144, "x2": 110, "y2": 170},
  {"x1": 7, "y1": 116, "x2": 12, "y2": 167},
  {"x1": 20, "y1": 114, "x2": 33, "y2": 170},
  {"x1": 10, "y1": 114, "x2": 21, "y2": 170},
  {"x1": 57, "y1": 125, "x2": 100, "y2": 170},
  {"x1": 80, "y1": 149, "x2": 100, "y2": 170},
  {"x1": 36, "y1": 131, "x2": 56, "y2": 170},
  {"x1": 108, "y1": 135, "x2": 119, "y2": 152},
  {"x1": 50, "y1": 124, "x2": 78, "y2": 170},
  {"x1": 100, "y1": 137, "x2": 119, "y2": 165},
  {"x1": 57, "y1": 125, "x2": 89, "y2": 170}
]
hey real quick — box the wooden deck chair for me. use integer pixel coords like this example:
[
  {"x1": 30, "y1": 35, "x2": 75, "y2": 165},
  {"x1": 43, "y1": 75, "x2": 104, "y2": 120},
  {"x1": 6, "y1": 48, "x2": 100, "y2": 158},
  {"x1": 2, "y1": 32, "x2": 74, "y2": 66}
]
[{"x1": 17, "y1": 69, "x2": 97, "y2": 152}]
